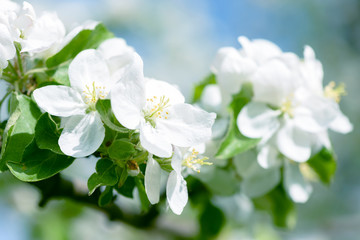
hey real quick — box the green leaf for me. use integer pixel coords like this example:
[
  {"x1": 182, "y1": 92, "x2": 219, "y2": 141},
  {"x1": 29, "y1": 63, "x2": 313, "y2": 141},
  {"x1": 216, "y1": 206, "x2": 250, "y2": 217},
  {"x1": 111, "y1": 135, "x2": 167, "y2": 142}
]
[
  {"x1": 88, "y1": 158, "x2": 119, "y2": 195},
  {"x1": 115, "y1": 175, "x2": 136, "y2": 198},
  {"x1": 306, "y1": 148, "x2": 336, "y2": 184},
  {"x1": 98, "y1": 186, "x2": 114, "y2": 207},
  {"x1": 192, "y1": 74, "x2": 217, "y2": 103},
  {"x1": 95, "y1": 99, "x2": 128, "y2": 133},
  {"x1": 134, "y1": 176, "x2": 150, "y2": 212},
  {"x1": 108, "y1": 139, "x2": 136, "y2": 160},
  {"x1": 35, "y1": 113, "x2": 63, "y2": 155},
  {"x1": 198, "y1": 201, "x2": 225, "y2": 239},
  {"x1": 46, "y1": 23, "x2": 114, "y2": 68},
  {"x1": 34, "y1": 63, "x2": 71, "y2": 88},
  {"x1": 0, "y1": 93, "x2": 41, "y2": 172},
  {"x1": 215, "y1": 83, "x2": 260, "y2": 159},
  {"x1": 253, "y1": 184, "x2": 296, "y2": 229},
  {"x1": 7, "y1": 140, "x2": 74, "y2": 182}
]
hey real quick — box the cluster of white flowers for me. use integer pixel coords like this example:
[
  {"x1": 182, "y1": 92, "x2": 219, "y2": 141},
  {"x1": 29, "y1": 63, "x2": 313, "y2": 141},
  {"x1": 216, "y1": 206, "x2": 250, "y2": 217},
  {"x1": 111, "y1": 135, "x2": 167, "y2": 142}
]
[
  {"x1": 212, "y1": 36, "x2": 353, "y2": 203},
  {"x1": 31, "y1": 31, "x2": 215, "y2": 214},
  {"x1": 1, "y1": 0, "x2": 353, "y2": 219},
  {"x1": 0, "y1": 0, "x2": 66, "y2": 68}
]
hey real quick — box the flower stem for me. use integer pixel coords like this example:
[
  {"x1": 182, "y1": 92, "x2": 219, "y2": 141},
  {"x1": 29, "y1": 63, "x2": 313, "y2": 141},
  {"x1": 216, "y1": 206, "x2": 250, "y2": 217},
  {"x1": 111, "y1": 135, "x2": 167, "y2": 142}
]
[{"x1": 15, "y1": 45, "x2": 24, "y2": 76}]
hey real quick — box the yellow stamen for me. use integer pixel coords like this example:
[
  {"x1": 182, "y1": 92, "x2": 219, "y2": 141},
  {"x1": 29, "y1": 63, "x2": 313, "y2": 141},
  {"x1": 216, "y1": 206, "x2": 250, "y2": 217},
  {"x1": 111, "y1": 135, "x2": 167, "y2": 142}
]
[
  {"x1": 324, "y1": 81, "x2": 346, "y2": 103},
  {"x1": 182, "y1": 148, "x2": 212, "y2": 173},
  {"x1": 82, "y1": 82, "x2": 108, "y2": 105},
  {"x1": 280, "y1": 95, "x2": 294, "y2": 118}
]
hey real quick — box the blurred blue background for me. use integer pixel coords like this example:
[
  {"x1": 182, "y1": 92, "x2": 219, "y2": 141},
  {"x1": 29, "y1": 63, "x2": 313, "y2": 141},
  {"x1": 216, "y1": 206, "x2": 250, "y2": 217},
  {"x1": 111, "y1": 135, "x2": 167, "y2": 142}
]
[{"x1": 1, "y1": 0, "x2": 359, "y2": 239}]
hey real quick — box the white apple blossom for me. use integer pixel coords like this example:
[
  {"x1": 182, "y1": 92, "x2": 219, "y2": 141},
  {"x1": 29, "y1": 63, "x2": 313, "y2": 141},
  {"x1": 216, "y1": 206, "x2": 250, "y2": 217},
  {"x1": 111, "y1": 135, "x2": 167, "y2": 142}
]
[
  {"x1": 33, "y1": 49, "x2": 119, "y2": 157},
  {"x1": 238, "y1": 57, "x2": 339, "y2": 164},
  {"x1": 145, "y1": 145, "x2": 210, "y2": 215},
  {"x1": 232, "y1": 44, "x2": 354, "y2": 203},
  {"x1": 111, "y1": 73, "x2": 216, "y2": 158},
  {"x1": 211, "y1": 36, "x2": 283, "y2": 106},
  {"x1": 0, "y1": 1, "x2": 65, "y2": 57}
]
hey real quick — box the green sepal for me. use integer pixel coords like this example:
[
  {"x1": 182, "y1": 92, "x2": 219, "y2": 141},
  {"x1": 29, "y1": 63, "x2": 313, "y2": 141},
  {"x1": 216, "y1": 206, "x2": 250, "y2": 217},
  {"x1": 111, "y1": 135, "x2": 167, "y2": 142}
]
[
  {"x1": 95, "y1": 99, "x2": 129, "y2": 133},
  {"x1": 153, "y1": 156, "x2": 173, "y2": 172}
]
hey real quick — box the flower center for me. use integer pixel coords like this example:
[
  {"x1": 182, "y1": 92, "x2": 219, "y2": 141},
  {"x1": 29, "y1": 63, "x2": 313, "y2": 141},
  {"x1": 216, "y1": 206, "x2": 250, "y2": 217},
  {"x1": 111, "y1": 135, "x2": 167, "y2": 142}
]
[
  {"x1": 82, "y1": 82, "x2": 108, "y2": 109},
  {"x1": 280, "y1": 95, "x2": 294, "y2": 118},
  {"x1": 324, "y1": 81, "x2": 346, "y2": 103},
  {"x1": 182, "y1": 148, "x2": 212, "y2": 173},
  {"x1": 143, "y1": 95, "x2": 170, "y2": 128}
]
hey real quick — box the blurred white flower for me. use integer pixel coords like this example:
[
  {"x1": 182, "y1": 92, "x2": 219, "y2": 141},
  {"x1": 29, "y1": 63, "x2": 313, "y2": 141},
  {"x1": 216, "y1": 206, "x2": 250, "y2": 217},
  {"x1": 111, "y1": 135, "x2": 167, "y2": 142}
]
[
  {"x1": 211, "y1": 36, "x2": 282, "y2": 107},
  {"x1": 0, "y1": 1, "x2": 65, "y2": 57},
  {"x1": 300, "y1": 45, "x2": 353, "y2": 135},
  {"x1": 238, "y1": 58, "x2": 339, "y2": 163}
]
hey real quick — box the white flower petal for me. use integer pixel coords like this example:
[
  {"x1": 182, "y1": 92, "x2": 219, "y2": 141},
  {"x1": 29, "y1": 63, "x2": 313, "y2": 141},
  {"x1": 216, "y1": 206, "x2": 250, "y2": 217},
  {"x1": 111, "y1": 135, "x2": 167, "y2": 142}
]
[
  {"x1": 145, "y1": 79, "x2": 185, "y2": 105},
  {"x1": 294, "y1": 95, "x2": 338, "y2": 133},
  {"x1": 20, "y1": 12, "x2": 65, "y2": 54},
  {"x1": 145, "y1": 155, "x2": 161, "y2": 204},
  {"x1": 312, "y1": 131, "x2": 331, "y2": 153},
  {"x1": 252, "y1": 59, "x2": 299, "y2": 107},
  {"x1": 68, "y1": 49, "x2": 111, "y2": 93},
  {"x1": 171, "y1": 147, "x2": 183, "y2": 173},
  {"x1": 59, "y1": 112, "x2": 105, "y2": 157},
  {"x1": 166, "y1": 170, "x2": 188, "y2": 215},
  {"x1": 158, "y1": 103, "x2": 216, "y2": 147},
  {"x1": 329, "y1": 110, "x2": 353, "y2": 134},
  {"x1": 98, "y1": 38, "x2": 134, "y2": 78},
  {"x1": 301, "y1": 45, "x2": 324, "y2": 94},
  {"x1": 211, "y1": 47, "x2": 237, "y2": 74},
  {"x1": 284, "y1": 161, "x2": 312, "y2": 203},
  {"x1": 13, "y1": 1, "x2": 36, "y2": 36},
  {"x1": 200, "y1": 84, "x2": 222, "y2": 112},
  {"x1": 0, "y1": 23, "x2": 15, "y2": 68},
  {"x1": 276, "y1": 121, "x2": 312, "y2": 162},
  {"x1": 257, "y1": 144, "x2": 281, "y2": 169},
  {"x1": 33, "y1": 85, "x2": 87, "y2": 117},
  {"x1": 192, "y1": 143, "x2": 206, "y2": 155},
  {"x1": 237, "y1": 102, "x2": 281, "y2": 139},
  {"x1": 140, "y1": 121, "x2": 173, "y2": 158},
  {"x1": 111, "y1": 53, "x2": 145, "y2": 129},
  {"x1": 214, "y1": 47, "x2": 257, "y2": 105},
  {"x1": 238, "y1": 36, "x2": 282, "y2": 64}
]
